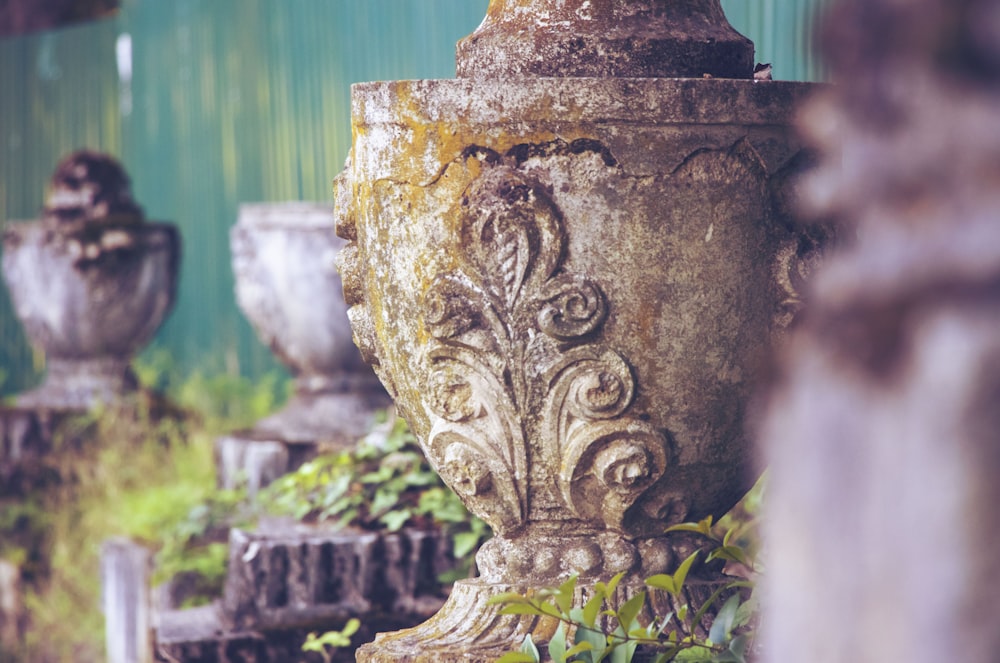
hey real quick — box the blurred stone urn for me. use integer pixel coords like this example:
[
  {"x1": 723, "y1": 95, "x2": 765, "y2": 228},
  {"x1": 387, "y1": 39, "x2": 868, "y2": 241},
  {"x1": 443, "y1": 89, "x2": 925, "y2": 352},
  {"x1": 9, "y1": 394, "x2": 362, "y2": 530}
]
[
  {"x1": 1, "y1": 151, "x2": 179, "y2": 411},
  {"x1": 227, "y1": 203, "x2": 389, "y2": 469},
  {"x1": 336, "y1": 0, "x2": 817, "y2": 659}
]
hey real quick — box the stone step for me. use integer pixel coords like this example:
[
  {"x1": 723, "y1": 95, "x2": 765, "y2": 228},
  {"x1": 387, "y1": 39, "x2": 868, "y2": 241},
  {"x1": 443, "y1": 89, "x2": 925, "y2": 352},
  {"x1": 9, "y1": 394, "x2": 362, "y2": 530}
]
[
  {"x1": 222, "y1": 520, "x2": 454, "y2": 631},
  {"x1": 155, "y1": 521, "x2": 459, "y2": 661}
]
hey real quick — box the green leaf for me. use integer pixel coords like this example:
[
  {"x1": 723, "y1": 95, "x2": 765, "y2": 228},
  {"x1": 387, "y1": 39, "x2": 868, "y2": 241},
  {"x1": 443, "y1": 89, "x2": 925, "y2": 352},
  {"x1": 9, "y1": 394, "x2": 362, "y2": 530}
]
[
  {"x1": 674, "y1": 646, "x2": 715, "y2": 662},
  {"x1": 707, "y1": 545, "x2": 752, "y2": 569},
  {"x1": 499, "y1": 604, "x2": 549, "y2": 616},
  {"x1": 548, "y1": 623, "x2": 567, "y2": 662},
  {"x1": 575, "y1": 624, "x2": 608, "y2": 663},
  {"x1": 666, "y1": 516, "x2": 713, "y2": 536},
  {"x1": 615, "y1": 592, "x2": 646, "y2": 633},
  {"x1": 645, "y1": 574, "x2": 676, "y2": 594},
  {"x1": 733, "y1": 592, "x2": 757, "y2": 629},
  {"x1": 379, "y1": 508, "x2": 412, "y2": 531},
  {"x1": 655, "y1": 612, "x2": 674, "y2": 636},
  {"x1": 673, "y1": 551, "x2": 699, "y2": 594},
  {"x1": 488, "y1": 592, "x2": 533, "y2": 605},
  {"x1": 605, "y1": 571, "x2": 626, "y2": 598},
  {"x1": 452, "y1": 531, "x2": 482, "y2": 559},
  {"x1": 708, "y1": 594, "x2": 741, "y2": 645},
  {"x1": 342, "y1": 618, "x2": 361, "y2": 637},
  {"x1": 582, "y1": 593, "x2": 604, "y2": 628},
  {"x1": 555, "y1": 576, "x2": 578, "y2": 615},
  {"x1": 497, "y1": 653, "x2": 538, "y2": 663},
  {"x1": 728, "y1": 634, "x2": 749, "y2": 662},
  {"x1": 521, "y1": 634, "x2": 541, "y2": 661},
  {"x1": 564, "y1": 641, "x2": 594, "y2": 661},
  {"x1": 539, "y1": 601, "x2": 564, "y2": 619}
]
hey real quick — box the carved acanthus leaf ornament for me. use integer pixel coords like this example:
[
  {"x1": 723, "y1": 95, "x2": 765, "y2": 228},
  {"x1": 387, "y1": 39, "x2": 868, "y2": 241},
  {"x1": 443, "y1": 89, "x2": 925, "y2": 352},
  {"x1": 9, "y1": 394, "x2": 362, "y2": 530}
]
[{"x1": 421, "y1": 165, "x2": 668, "y2": 535}]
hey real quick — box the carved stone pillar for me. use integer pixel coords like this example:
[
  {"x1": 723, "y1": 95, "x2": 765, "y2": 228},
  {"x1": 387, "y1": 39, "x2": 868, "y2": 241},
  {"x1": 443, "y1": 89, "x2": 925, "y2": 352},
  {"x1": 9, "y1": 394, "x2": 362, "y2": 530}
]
[
  {"x1": 761, "y1": 1, "x2": 1000, "y2": 662},
  {"x1": 1, "y1": 151, "x2": 179, "y2": 411},
  {"x1": 336, "y1": 1, "x2": 816, "y2": 659}
]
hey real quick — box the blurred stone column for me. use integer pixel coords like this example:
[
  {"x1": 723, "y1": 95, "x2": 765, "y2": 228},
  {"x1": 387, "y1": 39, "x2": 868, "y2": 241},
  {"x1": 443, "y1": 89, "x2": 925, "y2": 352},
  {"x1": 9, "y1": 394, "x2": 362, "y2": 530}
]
[
  {"x1": 102, "y1": 539, "x2": 152, "y2": 663},
  {"x1": 761, "y1": 1, "x2": 1000, "y2": 662}
]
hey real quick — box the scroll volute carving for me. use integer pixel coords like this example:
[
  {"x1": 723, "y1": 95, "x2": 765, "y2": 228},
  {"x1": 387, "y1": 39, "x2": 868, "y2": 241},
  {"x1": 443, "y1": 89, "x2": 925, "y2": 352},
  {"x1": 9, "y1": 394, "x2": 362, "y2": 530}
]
[{"x1": 419, "y1": 163, "x2": 669, "y2": 536}]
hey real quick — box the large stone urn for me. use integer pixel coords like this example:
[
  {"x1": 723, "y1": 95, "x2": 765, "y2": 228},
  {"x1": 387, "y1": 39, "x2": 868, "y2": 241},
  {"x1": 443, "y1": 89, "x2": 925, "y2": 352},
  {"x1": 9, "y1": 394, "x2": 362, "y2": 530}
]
[
  {"x1": 218, "y1": 203, "x2": 390, "y2": 493},
  {"x1": 336, "y1": 1, "x2": 816, "y2": 658},
  {"x1": 1, "y1": 151, "x2": 179, "y2": 411}
]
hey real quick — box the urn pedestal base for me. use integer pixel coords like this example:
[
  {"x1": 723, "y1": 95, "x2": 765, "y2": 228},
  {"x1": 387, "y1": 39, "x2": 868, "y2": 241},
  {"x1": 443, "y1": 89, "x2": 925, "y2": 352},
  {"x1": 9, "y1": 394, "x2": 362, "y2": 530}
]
[
  {"x1": 357, "y1": 532, "x2": 727, "y2": 663},
  {"x1": 215, "y1": 378, "x2": 391, "y2": 494},
  {"x1": 14, "y1": 356, "x2": 138, "y2": 411}
]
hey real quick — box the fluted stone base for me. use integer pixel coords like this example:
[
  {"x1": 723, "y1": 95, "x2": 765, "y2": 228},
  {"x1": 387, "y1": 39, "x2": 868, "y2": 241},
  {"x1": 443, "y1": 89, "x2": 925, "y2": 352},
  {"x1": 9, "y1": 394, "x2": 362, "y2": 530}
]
[{"x1": 13, "y1": 357, "x2": 137, "y2": 411}]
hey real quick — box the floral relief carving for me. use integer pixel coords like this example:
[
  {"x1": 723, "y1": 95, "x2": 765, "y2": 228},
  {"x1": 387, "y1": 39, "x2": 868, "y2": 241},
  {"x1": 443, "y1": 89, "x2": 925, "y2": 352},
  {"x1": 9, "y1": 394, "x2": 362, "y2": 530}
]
[{"x1": 419, "y1": 163, "x2": 668, "y2": 535}]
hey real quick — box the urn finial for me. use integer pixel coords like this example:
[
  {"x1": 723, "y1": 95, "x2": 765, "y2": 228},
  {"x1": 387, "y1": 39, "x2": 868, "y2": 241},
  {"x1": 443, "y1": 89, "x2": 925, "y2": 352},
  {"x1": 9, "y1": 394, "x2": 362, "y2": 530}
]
[{"x1": 456, "y1": 0, "x2": 754, "y2": 79}]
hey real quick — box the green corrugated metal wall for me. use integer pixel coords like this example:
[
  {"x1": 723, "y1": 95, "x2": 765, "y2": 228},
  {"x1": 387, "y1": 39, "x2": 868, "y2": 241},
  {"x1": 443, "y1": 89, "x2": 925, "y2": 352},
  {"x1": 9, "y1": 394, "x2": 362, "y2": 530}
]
[{"x1": 0, "y1": 0, "x2": 829, "y2": 397}]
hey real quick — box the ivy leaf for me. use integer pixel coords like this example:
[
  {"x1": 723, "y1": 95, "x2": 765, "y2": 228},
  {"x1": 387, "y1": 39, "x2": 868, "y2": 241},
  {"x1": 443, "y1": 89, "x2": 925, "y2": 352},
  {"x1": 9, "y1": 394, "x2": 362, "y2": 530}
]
[
  {"x1": 452, "y1": 531, "x2": 482, "y2": 559},
  {"x1": 341, "y1": 618, "x2": 361, "y2": 637},
  {"x1": 370, "y1": 488, "x2": 402, "y2": 515},
  {"x1": 378, "y1": 509, "x2": 412, "y2": 531}
]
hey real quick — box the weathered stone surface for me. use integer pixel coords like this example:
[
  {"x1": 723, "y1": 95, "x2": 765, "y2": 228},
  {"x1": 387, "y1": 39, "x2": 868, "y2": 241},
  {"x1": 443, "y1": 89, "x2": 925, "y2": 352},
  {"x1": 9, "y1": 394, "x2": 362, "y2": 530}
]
[
  {"x1": 456, "y1": 0, "x2": 754, "y2": 79},
  {"x1": 760, "y1": 1, "x2": 1000, "y2": 663},
  {"x1": 102, "y1": 538, "x2": 152, "y2": 663},
  {"x1": 230, "y1": 203, "x2": 390, "y2": 449},
  {"x1": 155, "y1": 603, "x2": 425, "y2": 663},
  {"x1": 0, "y1": 559, "x2": 24, "y2": 654},
  {"x1": 338, "y1": 72, "x2": 817, "y2": 659},
  {"x1": 1, "y1": 152, "x2": 179, "y2": 411},
  {"x1": 220, "y1": 520, "x2": 454, "y2": 632},
  {"x1": 0, "y1": 407, "x2": 64, "y2": 495}
]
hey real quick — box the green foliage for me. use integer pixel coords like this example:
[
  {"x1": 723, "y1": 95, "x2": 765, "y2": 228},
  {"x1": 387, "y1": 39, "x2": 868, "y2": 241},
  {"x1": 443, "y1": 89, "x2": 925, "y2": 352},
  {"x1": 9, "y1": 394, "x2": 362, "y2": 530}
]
[
  {"x1": 135, "y1": 348, "x2": 291, "y2": 432},
  {"x1": 492, "y1": 482, "x2": 765, "y2": 663},
  {"x1": 302, "y1": 618, "x2": 361, "y2": 663},
  {"x1": 259, "y1": 414, "x2": 490, "y2": 570},
  {"x1": 1, "y1": 358, "x2": 291, "y2": 662}
]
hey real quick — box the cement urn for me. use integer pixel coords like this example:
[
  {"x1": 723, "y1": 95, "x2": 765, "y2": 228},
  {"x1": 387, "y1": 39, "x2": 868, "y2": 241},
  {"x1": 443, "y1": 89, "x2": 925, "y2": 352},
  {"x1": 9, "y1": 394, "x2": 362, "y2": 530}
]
[
  {"x1": 230, "y1": 203, "x2": 389, "y2": 447},
  {"x1": 1, "y1": 151, "x2": 179, "y2": 410},
  {"x1": 336, "y1": 1, "x2": 816, "y2": 658}
]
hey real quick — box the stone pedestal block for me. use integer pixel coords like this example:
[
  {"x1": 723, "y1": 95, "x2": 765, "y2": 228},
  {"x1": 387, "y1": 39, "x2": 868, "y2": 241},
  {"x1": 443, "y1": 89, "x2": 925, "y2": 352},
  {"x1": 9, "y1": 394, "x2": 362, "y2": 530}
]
[
  {"x1": 221, "y1": 521, "x2": 454, "y2": 632},
  {"x1": 155, "y1": 521, "x2": 458, "y2": 662}
]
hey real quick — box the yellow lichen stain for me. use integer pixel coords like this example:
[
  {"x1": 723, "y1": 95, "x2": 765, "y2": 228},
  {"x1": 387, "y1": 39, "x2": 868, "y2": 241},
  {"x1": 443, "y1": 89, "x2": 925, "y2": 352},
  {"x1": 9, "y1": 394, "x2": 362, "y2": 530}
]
[{"x1": 375, "y1": 82, "x2": 596, "y2": 184}]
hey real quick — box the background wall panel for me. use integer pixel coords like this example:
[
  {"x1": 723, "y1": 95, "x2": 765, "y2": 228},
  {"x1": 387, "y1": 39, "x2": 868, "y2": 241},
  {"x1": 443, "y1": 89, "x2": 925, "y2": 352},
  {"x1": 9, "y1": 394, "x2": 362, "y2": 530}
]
[{"x1": 0, "y1": 0, "x2": 829, "y2": 397}]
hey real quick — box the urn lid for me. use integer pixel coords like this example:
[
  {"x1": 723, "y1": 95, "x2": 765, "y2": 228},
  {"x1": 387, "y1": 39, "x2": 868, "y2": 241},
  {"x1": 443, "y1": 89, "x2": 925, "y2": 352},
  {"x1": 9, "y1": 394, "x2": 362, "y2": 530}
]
[
  {"x1": 456, "y1": 0, "x2": 754, "y2": 79},
  {"x1": 42, "y1": 150, "x2": 144, "y2": 228}
]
